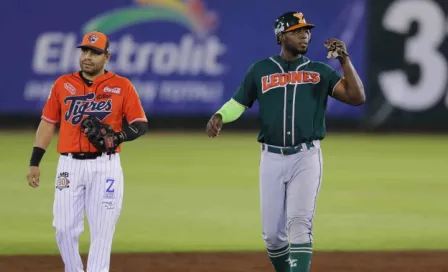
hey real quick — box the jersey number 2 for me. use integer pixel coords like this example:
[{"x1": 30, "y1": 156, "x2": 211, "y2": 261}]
[{"x1": 106, "y1": 178, "x2": 115, "y2": 193}]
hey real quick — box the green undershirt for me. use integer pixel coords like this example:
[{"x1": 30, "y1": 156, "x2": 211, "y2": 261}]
[{"x1": 216, "y1": 99, "x2": 246, "y2": 123}]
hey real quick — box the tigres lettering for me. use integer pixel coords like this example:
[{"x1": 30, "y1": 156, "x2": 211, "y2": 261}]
[
  {"x1": 261, "y1": 71, "x2": 321, "y2": 93},
  {"x1": 64, "y1": 92, "x2": 112, "y2": 125}
]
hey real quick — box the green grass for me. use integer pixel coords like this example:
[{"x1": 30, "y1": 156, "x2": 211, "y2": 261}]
[{"x1": 0, "y1": 131, "x2": 447, "y2": 255}]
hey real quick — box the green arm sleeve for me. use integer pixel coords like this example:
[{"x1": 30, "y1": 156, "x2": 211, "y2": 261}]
[{"x1": 216, "y1": 99, "x2": 246, "y2": 123}]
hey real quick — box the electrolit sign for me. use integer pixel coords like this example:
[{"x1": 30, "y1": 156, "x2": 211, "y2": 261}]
[{"x1": 26, "y1": 0, "x2": 227, "y2": 115}]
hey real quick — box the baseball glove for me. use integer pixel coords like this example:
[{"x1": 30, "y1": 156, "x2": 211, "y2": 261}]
[
  {"x1": 81, "y1": 116, "x2": 123, "y2": 152},
  {"x1": 324, "y1": 38, "x2": 349, "y2": 59}
]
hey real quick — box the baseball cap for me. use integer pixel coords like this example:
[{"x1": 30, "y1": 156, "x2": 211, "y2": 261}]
[
  {"x1": 274, "y1": 12, "x2": 315, "y2": 44},
  {"x1": 77, "y1": 31, "x2": 109, "y2": 54},
  {"x1": 274, "y1": 11, "x2": 315, "y2": 36}
]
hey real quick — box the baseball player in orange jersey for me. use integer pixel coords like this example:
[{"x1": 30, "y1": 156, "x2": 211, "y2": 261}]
[{"x1": 26, "y1": 31, "x2": 148, "y2": 272}]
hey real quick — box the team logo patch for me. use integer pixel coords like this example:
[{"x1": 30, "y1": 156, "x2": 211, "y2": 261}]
[
  {"x1": 286, "y1": 258, "x2": 298, "y2": 268},
  {"x1": 103, "y1": 86, "x2": 121, "y2": 94},
  {"x1": 64, "y1": 93, "x2": 112, "y2": 125},
  {"x1": 56, "y1": 172, "x2": 70, "y2": 191},
  {"x1": 261, "y1": 71, "x2": 321, "y2": 93},
  {"x1": 88, "y1": 34, "x2": 98, "y2": 44},
  {"x1": 293, "y1": 12, "x2": 306, "y2": 24},
  {"x1": 64, "y1": 82, "x2": 76, "y2": 95},
  {"x1": 275, "y1": 21, "x2": 285, "y2": 35}
]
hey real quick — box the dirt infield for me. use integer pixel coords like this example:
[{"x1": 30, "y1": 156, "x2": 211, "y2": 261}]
[{"x1": 1, "y1": 251, "x2": 447, "y2": 272}]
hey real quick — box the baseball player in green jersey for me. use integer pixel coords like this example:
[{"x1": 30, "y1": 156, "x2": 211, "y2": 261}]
[{"x1": 206, "y1": 11, "x2": 365, "y2": 272}]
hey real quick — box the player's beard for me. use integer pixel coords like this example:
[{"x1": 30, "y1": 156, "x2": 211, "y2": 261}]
[
  {"x1": 82, "y1": 68, "x2": 101, "y2": 77},
  {"x1": 285, "y1": 42, "x2": 308, "y2": 56},
  {"x1": 296, "y1": 48, "x2": 308, "y2": 55},
  {"x1": 81, "y1": 63, "x2": 103, "y2": 77}
]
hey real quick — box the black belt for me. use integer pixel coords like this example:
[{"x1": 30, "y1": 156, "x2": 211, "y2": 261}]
[
  {"x1": 262, "y1": 142, "x2": 314, "y2": 156},
  {"x1": 61, "y1": 152, "x2": 115, "y2": 160}
]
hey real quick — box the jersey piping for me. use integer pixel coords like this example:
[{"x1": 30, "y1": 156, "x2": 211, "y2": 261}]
[
  {"x1": 269, "y1": 57, "x2": 287, "y2": 147},
  {"x1": 292, "y1": 60, "x2": 310, "y2": 145}
]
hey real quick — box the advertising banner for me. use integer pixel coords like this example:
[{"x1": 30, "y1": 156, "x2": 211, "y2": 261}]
[{"x1": 1, "y1": 0, "x2": 366, "y2": 118}]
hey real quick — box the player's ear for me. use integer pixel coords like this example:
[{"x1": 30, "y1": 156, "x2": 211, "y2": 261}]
[
  {"x1": 104, "y1": 52, "x2": 111, "y2": 63},
  {"x1": 279, "y1": 33, "x2": 286, "y2": 44}
]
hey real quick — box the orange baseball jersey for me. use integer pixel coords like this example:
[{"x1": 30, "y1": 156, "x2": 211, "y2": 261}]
[{"x1": 42, "y1": 71, "x2": 147, "y2": 153}]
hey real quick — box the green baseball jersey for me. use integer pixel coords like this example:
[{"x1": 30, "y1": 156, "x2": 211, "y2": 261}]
[{"x1": 232, "y1": 55, "x2": 342, "y2": 147}]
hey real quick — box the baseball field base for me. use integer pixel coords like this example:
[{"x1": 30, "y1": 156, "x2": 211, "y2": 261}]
[{"x1": 1, "y1": 251, "x2": 447, "y2": 272}]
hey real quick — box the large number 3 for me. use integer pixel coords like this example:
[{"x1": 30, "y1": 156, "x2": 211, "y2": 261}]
[{"x1": 379, "y1": 0, "x2": 447, "y2": 111}]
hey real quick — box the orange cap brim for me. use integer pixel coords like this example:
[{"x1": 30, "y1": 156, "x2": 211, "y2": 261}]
[{"x1": 285, "y1": 23, "x2": 315, "y2": 32}]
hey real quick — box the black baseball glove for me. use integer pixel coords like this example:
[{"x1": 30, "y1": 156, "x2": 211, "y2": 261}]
[{"x1": 81, "y1": 116, "x2": 124, "y2": 152}]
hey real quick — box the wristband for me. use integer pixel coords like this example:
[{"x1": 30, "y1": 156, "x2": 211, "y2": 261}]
[{"x1": 30, "y1": 147, "x2": 46, "y2": 167}]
